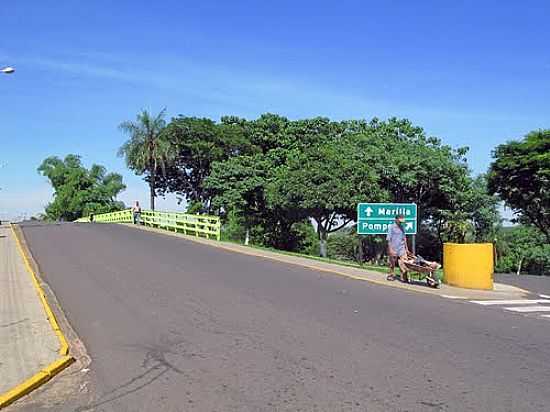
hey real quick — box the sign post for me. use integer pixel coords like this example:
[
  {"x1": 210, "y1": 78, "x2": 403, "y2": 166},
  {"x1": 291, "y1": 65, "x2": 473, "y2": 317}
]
[{"x1": 357, "y1": 203, "x2": 418, "y2": 252}]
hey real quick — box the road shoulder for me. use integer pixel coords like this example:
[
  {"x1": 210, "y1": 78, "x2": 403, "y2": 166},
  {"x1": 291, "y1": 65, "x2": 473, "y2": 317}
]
[{"x1": 119, "y1": 223, "x2": 528, "y2": 301}]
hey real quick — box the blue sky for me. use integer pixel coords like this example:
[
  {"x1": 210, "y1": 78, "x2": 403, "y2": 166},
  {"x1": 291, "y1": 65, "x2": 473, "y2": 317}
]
[{"x1": 1, "y1": 1, "x2": 548, "y2": 220}]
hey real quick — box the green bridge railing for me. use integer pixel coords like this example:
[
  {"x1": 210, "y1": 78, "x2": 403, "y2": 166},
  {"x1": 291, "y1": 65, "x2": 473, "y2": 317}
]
[{"x1": 75, "y1": 209, "x2": 221, "y2": 240}]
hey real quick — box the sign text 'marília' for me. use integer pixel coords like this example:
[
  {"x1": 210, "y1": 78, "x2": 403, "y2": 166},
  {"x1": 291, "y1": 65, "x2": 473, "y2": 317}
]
[{"x1": 376, "y1": 207, "x2": 413, "y2": 216}]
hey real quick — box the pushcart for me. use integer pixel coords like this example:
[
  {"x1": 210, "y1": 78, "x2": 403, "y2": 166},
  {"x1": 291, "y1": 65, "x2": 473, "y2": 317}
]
[{"x1": 403, "y1": 254, "x2": 441, "y2": 288}]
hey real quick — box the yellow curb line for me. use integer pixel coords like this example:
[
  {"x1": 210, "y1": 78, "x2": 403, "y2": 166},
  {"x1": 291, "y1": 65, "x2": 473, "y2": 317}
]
[
  {"x1": 0, "y1": 356, "x2": 74, "y2": 409},
  {"x1": 0, "y1": 225, "x2": 75, "y2": 410}
]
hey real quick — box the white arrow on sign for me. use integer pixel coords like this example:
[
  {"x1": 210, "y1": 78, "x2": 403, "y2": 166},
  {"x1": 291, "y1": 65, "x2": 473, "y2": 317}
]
[
  {"x1": 365, "y1": 207, "x2": 373, "y2": 217},
  {"x1": 405, "y1": 222, "x2": 413, "y2": 230}
]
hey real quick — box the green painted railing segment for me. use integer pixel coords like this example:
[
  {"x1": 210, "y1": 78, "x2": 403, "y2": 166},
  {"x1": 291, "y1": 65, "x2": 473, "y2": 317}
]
[
  {"x1": 74, "y1": 209, "x2": 132, "y2": 223},
  {"x1": 75, "y1": 209, "x2": 221, "y2": 240}
]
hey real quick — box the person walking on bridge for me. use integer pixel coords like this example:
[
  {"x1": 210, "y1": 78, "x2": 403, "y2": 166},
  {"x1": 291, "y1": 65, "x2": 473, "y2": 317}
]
[
  {"x1": 386, "y1": 214, "x2": 409, "y2": 282},
  {"x1": 132, "y1": 201, "x2": 142, "y2": 225}
]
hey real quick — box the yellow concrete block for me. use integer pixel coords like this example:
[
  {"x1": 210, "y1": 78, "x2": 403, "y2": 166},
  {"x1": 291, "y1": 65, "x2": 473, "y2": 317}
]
[{"x1": 443, "y1": 243, "x2": 494, "y2": 290}]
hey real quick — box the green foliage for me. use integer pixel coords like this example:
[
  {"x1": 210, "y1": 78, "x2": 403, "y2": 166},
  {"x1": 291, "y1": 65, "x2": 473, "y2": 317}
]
[
  {"x1": 156, "y1": 116, "x2": 254, "y2": 213},
  {"x1": 206, "y1": 153, "x2": 301, "y2": 250},
  {"x1": 202, "y1": 115, "x2": 487, "y2": 257},
  {"x1": 360, "y1": 118, "x2": 470, "y2": 216},
  {"x1": 468, "y1": 175, "x2": 501, "y2": 242},
  {"x1": 293, "y1": 221, "x2": 319, "y2": 255},
  {"x1": 327, "y1": 231, "x2": 359, "y2": 261},
  {"x1": 267, "y1": 134, "x2": 383, "y2": 256},
  {"x1": 120, "y1": 111, "x2": 511, "y2": 263},
  {"x1": 221, "y1": 209, "x2": 248, "y2": 242},
  {"x1": 488, "y1": 130, "x2": 550, "y2": 242},
  {"x1": 118, "y1": 109, "x2": 172, "y2": 210},
  {"x1": 494, "y1": 226, "x2": 549, "y2": 275},
  {"x1": 525, "y1": 244, "x2": 550, "y2": 276},
  {"x1": 185, "y1": 200, "x2": 204, "y2": 215},
  {"x1": 38, "y1": 154, "x2": 125, "y2": 221}
]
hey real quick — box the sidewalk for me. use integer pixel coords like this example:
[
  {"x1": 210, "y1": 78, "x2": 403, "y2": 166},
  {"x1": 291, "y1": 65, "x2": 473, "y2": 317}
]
[
  {"x1": 0, "y1": 225, "x2": 59, "y2": 395},
  {"x1": 123, "y1": 223, "x2": 528, "y2": 301}
]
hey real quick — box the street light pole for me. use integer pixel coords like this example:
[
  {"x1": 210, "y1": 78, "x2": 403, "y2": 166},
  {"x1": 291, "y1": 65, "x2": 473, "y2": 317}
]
[{"x1": 1, "y1": 66, "x2": 15, "y2": 74}]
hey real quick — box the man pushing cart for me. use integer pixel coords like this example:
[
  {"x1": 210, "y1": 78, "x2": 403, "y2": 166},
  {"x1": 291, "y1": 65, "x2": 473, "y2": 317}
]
[{"x1": 386, "y1": 214, "x2": 441, "y2": 288}]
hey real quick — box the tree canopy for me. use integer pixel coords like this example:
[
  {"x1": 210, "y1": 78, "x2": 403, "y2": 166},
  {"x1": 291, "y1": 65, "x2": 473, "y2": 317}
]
[
  {"x1": 113, "y1": 110, "x2": 545, "y2": 272},
  {"x1": 155, "y1": 116, "x2": 253, "y2": 212},
  {"x1": 203, "y1": 115, "x2": 473, "y2": 257},
  {"x1": 38, "y1": 154, "x2": 125, "y2": 221},
  {"x1": 488, "y1": 129, "x2": 550, "y2": 242}
]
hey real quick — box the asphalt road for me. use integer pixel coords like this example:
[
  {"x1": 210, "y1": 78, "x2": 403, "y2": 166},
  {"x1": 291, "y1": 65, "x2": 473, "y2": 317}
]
[
  {"x1": 19, "y1": 223, "x2": 550, "y2": 412},
  {"x1": 495, "y1": 273, "x2": 550, "y2": 297}
]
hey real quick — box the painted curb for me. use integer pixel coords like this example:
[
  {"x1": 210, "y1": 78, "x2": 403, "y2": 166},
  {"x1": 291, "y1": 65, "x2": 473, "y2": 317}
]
[
  {"x1": 0, "y1": 356, "x2": 75, "y2": 409},
  {"x1": 0, "y1": 225, "x2": 75, "y2": 410}
]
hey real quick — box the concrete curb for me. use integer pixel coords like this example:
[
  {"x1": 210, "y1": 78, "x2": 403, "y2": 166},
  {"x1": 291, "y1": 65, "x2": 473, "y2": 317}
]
[
  {"x1": 0, "y1": 357, "x2": 74, "y2": 409},
  {"x1": 0, "y1": 225, "x2": 75, "y2": 410}
]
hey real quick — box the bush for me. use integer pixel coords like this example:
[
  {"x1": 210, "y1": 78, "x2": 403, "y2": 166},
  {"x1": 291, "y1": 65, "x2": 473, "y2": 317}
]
[
  {"x1": 494, "y1": 225, "x2": 549, "y2": 275},
  {"x1": 524, "y1": 245, "x2": 550, "y2": 276},
  {"x1": 327, "y1": 232, "x2": 358, "y2": 261},
  {"x1": 294, "y1": 221, "x2": 319, "y2": 256},
  {"x1": 495, "y1": 255, "x2": 516, "y2": 274},
  {"x1": 221, "y1": 210, "x2": 247, "y2": 242}
]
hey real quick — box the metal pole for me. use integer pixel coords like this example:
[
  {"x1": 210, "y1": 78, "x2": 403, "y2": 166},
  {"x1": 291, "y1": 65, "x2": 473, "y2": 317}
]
[{"x1": 412, "y1": 204, "x2": 418, "y2": 255}]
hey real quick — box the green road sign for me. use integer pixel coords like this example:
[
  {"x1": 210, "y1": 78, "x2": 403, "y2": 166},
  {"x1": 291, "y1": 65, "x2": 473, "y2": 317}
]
[
  {"x1": 357, "y1": 203, "x2": 417, "y2": 220},
  {"x1": 357, "y1": 203, "x2": 417, "y2": 235},
  {"x1": 357, "y1": 218, "x2": 417, "y2": 235}
]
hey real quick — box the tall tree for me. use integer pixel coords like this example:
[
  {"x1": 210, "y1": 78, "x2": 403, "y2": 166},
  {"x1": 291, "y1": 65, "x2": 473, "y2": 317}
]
[
  {"x1": 155, "y1": 116, "x2": 252, "y2": 212},
  {"x1": 205, "y1": 115, "x2": 476, "y2": 256},
  {"x1": 38, "y1": 154, "x2": 125, "y2": 221},
  {"x1": 267, "y1": 137, "x2": 382, "y2": 257},
  {"x1": 118, "y1": 109, "x2": 172, "y2": 210},
  {"x1": 205, "y1": 116, "x2": 363, "y2": 254},
  {"x1": 367, "y1": 119, "x2": 474, "y2": 248},
  {"x1": 206, "y1": 153, "x2": 306, "y2": 250},
  {"x1": 488, "y1": 129, "x2": 550, "y2": 242}
]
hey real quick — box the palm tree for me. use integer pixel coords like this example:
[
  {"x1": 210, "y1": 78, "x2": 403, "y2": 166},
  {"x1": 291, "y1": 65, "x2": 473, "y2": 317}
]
[{"x1": 118, "y1": 109, "x2": 173, "y2": 210}]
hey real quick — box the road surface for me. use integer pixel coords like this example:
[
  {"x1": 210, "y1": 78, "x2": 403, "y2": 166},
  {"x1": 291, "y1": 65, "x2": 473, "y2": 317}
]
[
  {"x1": 495, "y1": 273, "x2": 550, "y2": 297},
  {"x1": 17, "y1": 222, "x2": 550, "y2": 411}
]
